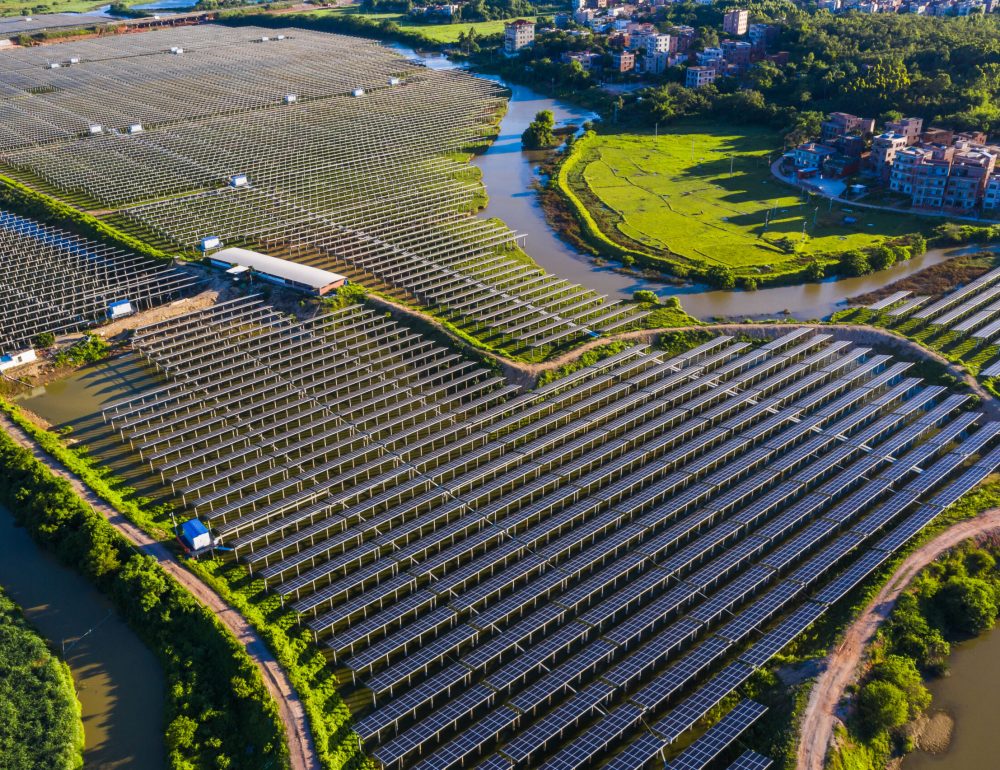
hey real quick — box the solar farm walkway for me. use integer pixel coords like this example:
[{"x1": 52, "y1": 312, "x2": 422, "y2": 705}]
[
  {"x1": 796, "y1": 505, "x2": 1000, "y2": 770},
  {"x1": 0, "y1": 409, "x2": 320, "y2": 770},
  {"x1": 96, "y1": 298, "x2": 1000, "y2": 770},
  {"x1": 0, "y1": 26, "x2": 643, "y2": 351}
]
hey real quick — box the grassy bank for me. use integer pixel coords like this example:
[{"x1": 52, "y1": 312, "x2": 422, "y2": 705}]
[
  {"x1": 557, "y1": 125, "x2": 932, "y2": 285},
  {"x1": 0, "y1": 414, "x2": 289, "y2": 770},
  {"x1": 0, "y1": 587, "x2": 84, "y2": 770},
  {"x1": 828, "y1": 527, "x2": 1000, "y2": 769}
]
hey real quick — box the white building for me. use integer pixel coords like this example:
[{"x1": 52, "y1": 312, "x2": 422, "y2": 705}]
[{"x1": 504, "y1": 19, "x2": 535, "y2": 54}]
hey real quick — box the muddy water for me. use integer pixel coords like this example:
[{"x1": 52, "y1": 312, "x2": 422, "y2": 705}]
[
  {"x1": 0, "y1": 504, "x2": 164, "y2": 770},
  {"x1": 902, "y1": 624, "x2": 1000, "y2": 770},
  {"x1": 392, "y1": 46, "x2": 976, "y2": 320}
]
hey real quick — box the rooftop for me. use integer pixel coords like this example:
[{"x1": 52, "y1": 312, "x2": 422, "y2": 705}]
[{"x1": 211, "y1": 247, "x2": 346, "y2": 292}]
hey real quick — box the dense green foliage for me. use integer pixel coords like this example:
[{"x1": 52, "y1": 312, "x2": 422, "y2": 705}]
[
  {"x1": 835, "y1": 540, "x2": 1000, "y2": 766},
  {"x1": 54, "y1": 334, "x2": 110, "y2": 367},
  {"x1": 0, "y1": 588, "x2": 84, "y2": 770},
  {"x1": 0, "y1": 425, "x2": 288, "y2": 770},
  {"x1": 521, "y1": 110, "x2": 557, "y2": 150}
]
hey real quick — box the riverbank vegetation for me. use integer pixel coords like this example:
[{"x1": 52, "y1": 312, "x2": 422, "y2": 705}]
[
  {"x1": 1, "y1": 399, "x2": 367, "y2": 770},
  {"x1": 828, "y1": 536, "x2": 1000, "y2": 770},
  {"x1": 0, "y1": 423, "x2": 289, "y2": 770},
  {"x1": 555, "y1": 126, "x2": 931, "y2": 287},
  {"x1": 832, "y1": 251, "x2": 1000, "y2": 377},
  {"x1": 0, "y1": 587, "x2": 84, "y2": 770}
]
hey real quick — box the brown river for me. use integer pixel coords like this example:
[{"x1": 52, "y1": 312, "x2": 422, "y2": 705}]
[{"x1": 0, "y1": 503, "x2": 164, "y2": 769}]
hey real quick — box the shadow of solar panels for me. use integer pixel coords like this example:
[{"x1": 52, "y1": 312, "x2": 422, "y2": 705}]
[{"x1": 100, "y1": 304, "x2": 1000, "y2": 770}]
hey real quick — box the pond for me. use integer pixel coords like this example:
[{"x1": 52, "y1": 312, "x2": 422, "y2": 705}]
[{"x1": 902, "y1": 623, "x2": 1000, "y2": 770}]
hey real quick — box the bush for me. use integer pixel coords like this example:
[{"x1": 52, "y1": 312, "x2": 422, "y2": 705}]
[
  {"x1": 632, "y1": 290, "x2": 659, "y2": 304},
  {"x1": 857, "y1": 680, "x2": 909, "y2": 735},
  {"x1": 931, "y1": 575, "x2": 998, "y2": 636},
  {"x1": 32, "y1": 331, "x2": 56, "y2": 349},
  {"x1": 841, "y1": 250, "x2": 871, "y2": 277}
]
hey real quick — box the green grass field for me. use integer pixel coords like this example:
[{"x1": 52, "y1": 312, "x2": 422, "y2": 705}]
[
  {"x1": 0, "y1": 0, "x2": 105, "y2": 16},
  {"x1": 311, "y1": 5, "x2": 532, "y2": 43},
  {"x1": 566, "y1": 123, "x2": 931, "y2": 278}
]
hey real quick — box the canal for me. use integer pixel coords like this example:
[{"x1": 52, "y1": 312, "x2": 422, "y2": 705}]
[{"x1": 0, "y1": 504, "x2": 165, "y2": 770}]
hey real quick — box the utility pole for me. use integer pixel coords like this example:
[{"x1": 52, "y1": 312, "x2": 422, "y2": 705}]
[{"x1": 730, "y1": 153, "x2": 734, "y2": 177}]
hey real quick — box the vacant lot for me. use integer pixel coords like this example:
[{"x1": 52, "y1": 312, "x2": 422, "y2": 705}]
[
  {"x1": 565, "y1": 123, "x2": 929, "y2": 277},
  {"x1": 312, "y1": 6, "x2": 532, "y2": 43}
]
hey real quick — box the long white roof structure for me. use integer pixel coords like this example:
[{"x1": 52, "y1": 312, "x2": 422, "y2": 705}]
[{"x1": 211, "y1": 247, "x2": 346, "y2": 294}]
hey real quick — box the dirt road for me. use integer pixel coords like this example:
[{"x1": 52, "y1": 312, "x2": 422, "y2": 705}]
[
  {"x1": 0, "y1": 410, "x2": 319, "y2": 770},
  {"x1": 797, "y1": 507, "x2": 1000, "y2": 770}
]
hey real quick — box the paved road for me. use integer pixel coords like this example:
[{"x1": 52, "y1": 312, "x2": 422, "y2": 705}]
[
  {"x1": 796, "y1": 507, "x2": 1000, "y2": 770},
  {"x1": 0, "y1": 410, "x2": 319, "y2": 770}
]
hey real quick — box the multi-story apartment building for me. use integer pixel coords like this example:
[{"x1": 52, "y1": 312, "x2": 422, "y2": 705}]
[
  {"x1": 886, "y1": 116, "x2": 924, "y2": 145},
  {"x1": 983, "y1": 173, "x2": 1000, "y2": 210},
  {"x1": 504, "y1": 19, "x2": 535, "y2": 54},
  {"x1": 685, "y1": 65, "x2": 717, "y2": 88},
  {"x1": 644, "y1": 33, "x2": 672, "y2": 55},
  {"x1": 820, "y1": 112, "x2": 875, "y2": 144},
  {"x1": 944, "y1": 149, "x2": 996, "y2": 211},
  {"x1": 723, "y1": 9, "x2": 749, "y2": 35},
  {"x1": 611, "y1": 51, "x2": 635, "y2": 72},
  {"x1": 792, "y1": 142, "x2": 837, "y2": 169},
  {"x1": 721, "y1": 39, "x2": 752, "y2": 67},
  {"x1": 871, "y1": 131, "x2": 909, "y2": 180}
]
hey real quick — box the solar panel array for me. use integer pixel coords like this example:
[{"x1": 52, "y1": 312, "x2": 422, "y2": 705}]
[
  {"x1": 99, "y1": 302, "x2": 1000, "y2": 770},
  {"x1": 0, "y1": 26, "x2": 643, "y2": 349},
  {"x1": 881, "y1": 266, "x2": 1000, "y2": 348},
  {"x1": 0, "y1": 208, "x2": 196, "y2": 354},
  {"x1": 665, "y1": 699, "x2": 766, "y2": 770}
]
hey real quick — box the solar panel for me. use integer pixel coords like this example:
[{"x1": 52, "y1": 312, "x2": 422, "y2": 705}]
[
  {"x1": 652, "y1": 662, "x2": 755, "y2": 742},
  {"x1": 667, "y1": 699, "x2": 768, "y2": 770},
  {"x1": 725, "y1": 749, "x2": 774, "y2": 770}
]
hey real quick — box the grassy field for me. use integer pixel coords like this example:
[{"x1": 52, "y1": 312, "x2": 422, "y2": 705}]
[
  {"x1": 0, "y1": 0, "x2": 104, "y2": 15},
  {"x1": 310, "y1": 5, "x2": 532, "y2": 43},
  {"x1": 564, "y1": 123, "x2": 931, "y2": 279}
]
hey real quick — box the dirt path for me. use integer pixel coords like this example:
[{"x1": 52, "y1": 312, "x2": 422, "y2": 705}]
[
  {"x1": 0, "y1": 410, "x2": 319, "y2": 770},
  {"x1": 797, "y1": 507, "x2": 1000, "y2": 770},
  {"x1": 371, "y1": 296, "x2": 997, "y2": 415}
]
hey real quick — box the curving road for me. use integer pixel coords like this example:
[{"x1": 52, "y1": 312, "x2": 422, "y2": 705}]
[
  {"x1": 0, "y1": 410, "x2": 320, "y2": 770},
  {"x1": 796, "y1": 507, "x2": 1000, "y2": 770}
]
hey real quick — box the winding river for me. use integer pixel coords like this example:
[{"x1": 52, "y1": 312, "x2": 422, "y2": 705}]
[
  {"x1": 396, "y1": 46, "x2": 975, "y2": 320},
  {"x1": 0, "y1": 503, "x2": 164, "y2": 769}
]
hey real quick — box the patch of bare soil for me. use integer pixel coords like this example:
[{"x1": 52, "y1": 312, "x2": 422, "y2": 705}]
[{"x1": 908, "y1": 710, "x2": 955, "y2": 755}]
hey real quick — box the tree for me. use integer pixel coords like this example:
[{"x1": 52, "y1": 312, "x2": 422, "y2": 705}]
[
  {"x1": 706, "y1": 265, "x2": 736, "y2": 289},
  {"x1": 841, "y1": 250, "x2": 871, "y2": 277},
  {"x1": 32, "y1": 331, "x2": 56, "y2": 349},
  {"x1": 868, "y1": 655, "x2": 930, "y2": 718},
  {"x1": 870, "y1": 245, "x2": 897, "y2": 271},
  {"x1": 805, "y1": 260, "x2": 826, "y2": 282},
  {"x1": 521, "y1": 110, "x2": 557, "y2": 150},
  {"x1": 633, "y1": 290, "x2": 659, "y2": 304},
  {"x1": 857, "y1": 680, "x2": 909, "y2": 735},
  {"x1": 933, "y1": 575, "x2": 998, "y2": 636}
]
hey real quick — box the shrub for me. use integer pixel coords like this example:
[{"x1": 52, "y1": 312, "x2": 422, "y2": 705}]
[
  {"x1": 632, "y1": 289, "x2": 659, "y2": 304},
  {"x1": 857, "y1": 680, "x2": 909, "y2": 735}
]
